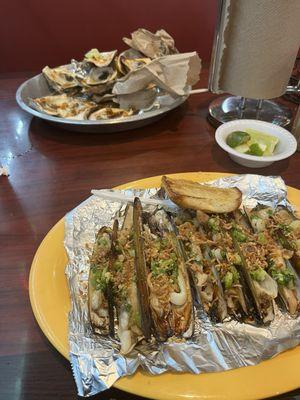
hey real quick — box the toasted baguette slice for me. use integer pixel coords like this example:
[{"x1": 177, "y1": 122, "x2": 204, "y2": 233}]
[{"x1": 161, "y1": 176, "x2": 242, "y2": 213}]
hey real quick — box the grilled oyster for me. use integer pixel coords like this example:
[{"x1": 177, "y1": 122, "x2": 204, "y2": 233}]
[
  {"x1": 30, "y1": 94, "x2": 97, "y2": 119},
  {"x1": 81, "y1": 66, "x2": 118, "y2": 86},
  {"x1": 89, "y1": 107, "x2": 133, "y2": 120},
  {"x1": 42, "y1": 65, "x2": 79, "y2": 92},
  {"x1": 116, "y1": 49, "x2": 151, "y2": 75},
  {"x1": 84, "y1": 49, "x2": 117, "y2": 68},
  {"x1": 88, "y1": 227, "x2": 114, "y2": 335},
  {"x1": 135, "y1": 202, "x2": 193, "y2": 341},
  {"x1": 123, "y1": 28, "x2": 178, "y2": 58},
  {"x1": 244, "y1": 206, "x2": 300, "y2": 315}
]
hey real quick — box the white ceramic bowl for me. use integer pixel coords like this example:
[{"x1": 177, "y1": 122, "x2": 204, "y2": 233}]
[{"x1": 215, "y1": 119, "x2": 297, "y2": 168}]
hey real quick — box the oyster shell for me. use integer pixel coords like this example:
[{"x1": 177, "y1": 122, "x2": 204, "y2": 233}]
[
  {"x1": 80, "y1": 83, "x2": 115, "y2": 101},
  {"x1": 116, "y1": 49, "x2": 151, "y2": 75},
  {"x1": 84, "y1": 49, "x2": 117, "y2": 68},
  {"x1": 115, "y1": 87, "x2": 157, "y2": 110},
  {"x1": 81, "y1": 66, "x2": 118, "y2": 86},
  {"x1": 31, "y1": 94, "x2": 97, "y2": 119},
  {"x1": 89, "y1": 107, "x2": 133, "y2": 120},
  {"x1": 123, "y1": 28, "x2": 178, "y2": 59},
  {"x1": 42, "y1": 65, "x2": 79, "y2": 92}
]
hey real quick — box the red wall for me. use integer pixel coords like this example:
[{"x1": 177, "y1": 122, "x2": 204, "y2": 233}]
[{"x1": 0, "y1": 0, "x2": 217, "y2": 73}]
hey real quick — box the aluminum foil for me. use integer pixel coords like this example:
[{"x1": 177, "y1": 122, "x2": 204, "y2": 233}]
[{"x1": 65, "y1": 174, "x2": 300, "y2": 397}]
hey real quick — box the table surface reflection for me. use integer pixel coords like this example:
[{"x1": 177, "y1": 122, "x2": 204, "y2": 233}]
[{"x1": 1, "y1": 68, "x2": 300, "y2": 400}]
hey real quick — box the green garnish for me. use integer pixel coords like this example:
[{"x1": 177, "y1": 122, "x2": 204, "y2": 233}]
[
  {"x1": 257, "y1": 232, "x2": 267, "y2": 244},
  {"x1": 246, "y1": 143, "x2": 264, "y2": 156},
  {"x1": 129, "y1": 248, "x2": 135, "y2": 257},
  {"x1": 208, "y1": 217, "x2": 220, "y2": 232},
  {"x1": 223, "y1": 272, "x2": 233, "y2": 289},
  {"x1": 232, "y1": 228, "x2": 247, "y2": 242},
  {"x1": 222, "y1": 266, "x2": 240, "y2": 289},
  {"x1": 91, "y1": 265, "x2": 111, "y2": 291},
  {"x1": 97, "y1": 236, "x2": 110, "y2": 250},
  {"x1": 232, "y1": 253, "x2": 242, "y2": 265},
  {"x1": 113, "y1": 260, "x2": 123, "y2": 271},
  {"x1": 250, "y1": 267, "x2": 267, "y2": 282},
  {"x1": 278, "y1": 223, "x2": 292, "y2": 235},
  {"x1": 226, "y1": 131, "x2": 251, "y2": 148},
  {"x1": 151, "y1": 256, "x2": 178, "y2": 280},
  {"x1": 269, "y1": 267, "x2": 295, "y2": 288}
]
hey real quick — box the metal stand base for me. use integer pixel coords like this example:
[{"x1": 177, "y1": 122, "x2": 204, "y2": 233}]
[{"x1": 208, "y1": 96, "x2": 292, "y2": 128}]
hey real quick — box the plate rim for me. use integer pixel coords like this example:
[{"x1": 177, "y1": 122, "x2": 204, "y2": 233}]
[
  {"x1": 16, "y1": 72, "x2": 188, "y2": 126},
  {"x1": 29, "y1": 172, "x2": 300, "y2": 400}
]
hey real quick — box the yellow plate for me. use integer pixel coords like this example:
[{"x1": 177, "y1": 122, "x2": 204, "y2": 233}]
[{"x1": 29, "y1": 172, "x2": 300, "y2": 400}]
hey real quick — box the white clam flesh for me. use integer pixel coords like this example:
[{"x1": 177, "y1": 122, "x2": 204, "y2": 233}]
[
  {"x1": 118, "y1": 308, "x2": 134, "y2": 355},
  {"x1": 170, "y1": 271, "x2": 187, "y2": 306}
]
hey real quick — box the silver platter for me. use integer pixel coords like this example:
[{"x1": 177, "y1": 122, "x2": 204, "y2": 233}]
[{"x1": 16, "y1": 73, "x2": 187, "y2": 133}]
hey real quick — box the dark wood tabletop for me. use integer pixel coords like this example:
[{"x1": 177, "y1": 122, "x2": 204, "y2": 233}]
[{"x1": 1, "y1": 67, "x2": 300, "y2": 400}]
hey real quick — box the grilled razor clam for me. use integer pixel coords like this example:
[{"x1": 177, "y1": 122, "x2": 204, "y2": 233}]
[
  {"x1": 203, "y1": 214, "x2": 249, "y2": 319},
  {"x1": 272, "y1": 206, "x2": 300, "y2": 272},
  {"x1": 89, "y1": 107, "x2": 133, "y2": 120},
  {"x1": 116, "y1": 49, "x2": 151, "y2": 75},
  {"x1": 30, "y1": 94, "x2": 97, "y2": 119},
  {"x1": 88, "y1": 227, "x2": 113, "y2": 335},
  {"x1": 244, "y1": 206, "x2": 300, "y2": 315},
  {"x1": 231, "y1": 212, "x2": 278, "y2": 323},
  {"x1": 84, "y1": 49, "x2": 117, "y2": 68},
  {"x1": 112, "y1": 205, "x2": 143, "y2": 354},
  {"x1": 175, "y1": 212, "x2": 227, "y2": 322},
  {"x1": 133, "y1": 198, "x2": 152, "y2": 340},
  {"x1": 141, "y1": 209, "x2": 193, "y2": 340},
  {"x1": 42, "y1": 65, "x2": 79, "y2": 92},
  {"x1": 264, "y1": 233, "x2": 300, "y2": 315}
]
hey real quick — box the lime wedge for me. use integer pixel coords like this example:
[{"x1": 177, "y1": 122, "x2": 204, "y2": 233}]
[
  {"x1": 226, "y1": 131, "x2": 251, "y2": 148},
  {"x1": 245, "y1": 129, "x2": 279, "y2": 156},
  {"x1": 235, "y1": 144, "x2": 250, "y2": 153}
]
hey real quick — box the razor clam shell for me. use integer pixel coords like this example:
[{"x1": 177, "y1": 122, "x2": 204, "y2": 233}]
[{"x1": 65, "y1": 175, "x2": 300, "y2": 397}]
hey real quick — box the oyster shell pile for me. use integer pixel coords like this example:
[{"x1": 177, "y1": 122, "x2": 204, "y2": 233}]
[{"x1": 30, "y1": 29, "x2": 180, "y2": 121}]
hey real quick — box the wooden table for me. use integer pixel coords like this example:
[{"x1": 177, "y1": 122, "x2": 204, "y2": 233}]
[{"x1": 1, "y1": 68, "x2": 300, "y2": 400}]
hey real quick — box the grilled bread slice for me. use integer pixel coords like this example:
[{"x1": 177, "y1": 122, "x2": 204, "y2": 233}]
[{"x1": 161, "y1": 176, "x2": 242, "y2": 213}]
